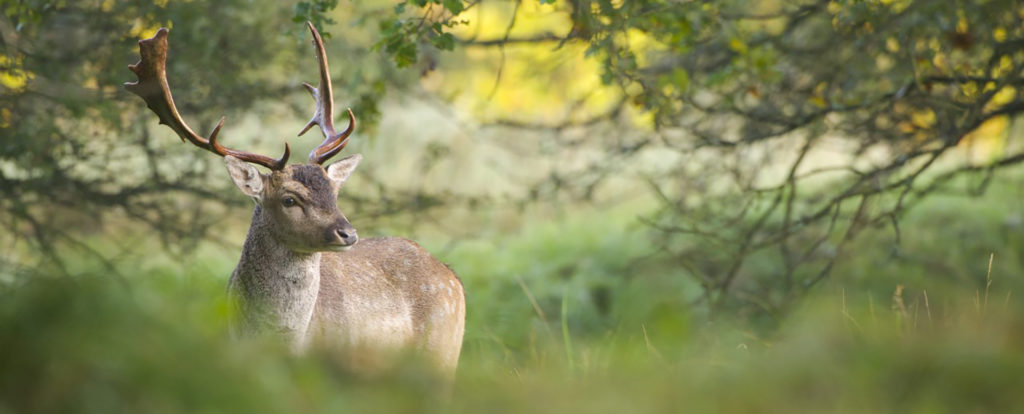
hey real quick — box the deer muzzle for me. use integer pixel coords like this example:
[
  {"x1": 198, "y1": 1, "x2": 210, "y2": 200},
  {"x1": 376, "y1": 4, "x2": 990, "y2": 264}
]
[{"x1": 325, "y1": 219, "x2": 358, "y2": 249}]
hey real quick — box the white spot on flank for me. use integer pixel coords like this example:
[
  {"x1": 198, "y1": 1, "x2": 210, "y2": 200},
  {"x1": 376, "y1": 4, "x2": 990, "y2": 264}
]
[{"x1": 420, "y1": 284, "x2": 428, "y2": 292}]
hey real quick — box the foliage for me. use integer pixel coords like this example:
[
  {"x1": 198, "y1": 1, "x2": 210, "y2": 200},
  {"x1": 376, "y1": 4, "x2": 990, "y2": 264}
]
[
  {"x1": 379, "y1": 0, "x2": 1024, "y2": 318},
  {"x1": 293, "y1": 0, "x2": 340, "y2": 36},
  {"x1": 377, "y1": 0, "x2": 466, "y2": 67},
  {"x1": 0, "y1": 0, "x2": 446, "y2": 272},
  {"x1": 2, "y1": 0, "x2": 289, "y2": 270},
  {"x1": 617, "y1": 0, "x2": 1024, "y2": 316}
]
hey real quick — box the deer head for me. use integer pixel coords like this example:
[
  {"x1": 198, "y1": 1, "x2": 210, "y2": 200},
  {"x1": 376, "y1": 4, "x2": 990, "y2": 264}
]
[{"x1": 126, "y1": 22, "x2": 362, "y2": 252}]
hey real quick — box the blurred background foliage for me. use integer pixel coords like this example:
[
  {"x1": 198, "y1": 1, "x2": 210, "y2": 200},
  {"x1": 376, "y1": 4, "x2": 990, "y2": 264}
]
[{"x1": 3, "y1": 0, "x2": 1024, "y2": 412}]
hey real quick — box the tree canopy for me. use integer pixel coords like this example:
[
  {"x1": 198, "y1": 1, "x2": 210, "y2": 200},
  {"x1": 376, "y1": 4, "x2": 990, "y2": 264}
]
[
  {"x1": 394, "y1": 0, "x2": 1024, "y2": 315},
  {"x1": 3, "y1": 0, "x2": 1023, "y2": 318}
]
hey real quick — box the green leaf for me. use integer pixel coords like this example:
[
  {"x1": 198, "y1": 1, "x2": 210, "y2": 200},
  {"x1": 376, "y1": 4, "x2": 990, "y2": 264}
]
[
  {"x1": 433, "y1": 32, "x2": 455, "y2": 51},
  {"x1": 670, "y1": 68, "x2": 689, "y2": 91},
  {"x1": 387, "y1": 37, "x2": 418, "y2": 67},
  {"x1": 442, "y1": 0, "x2": 464, "y2": 14}
]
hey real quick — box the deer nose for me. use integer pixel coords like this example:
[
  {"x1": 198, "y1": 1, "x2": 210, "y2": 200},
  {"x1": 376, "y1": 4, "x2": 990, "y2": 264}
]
[{"x1": 336, "y1": 226, "x2": 358, "y2": 245}]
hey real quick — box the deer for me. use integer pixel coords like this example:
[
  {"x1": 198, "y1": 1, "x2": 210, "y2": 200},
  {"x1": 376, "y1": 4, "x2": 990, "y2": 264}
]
[{"x1": 125, "y1": 23, "x2": 465, "y2": 378}]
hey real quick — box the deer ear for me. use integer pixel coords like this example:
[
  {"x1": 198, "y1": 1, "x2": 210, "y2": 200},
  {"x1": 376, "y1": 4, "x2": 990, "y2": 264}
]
[
  {"x1": 326, "y1": 153, "x2": 362, "y2": 189},
  {"x1": 224, "y1": 155, "x2": 265, "y2": 199}
]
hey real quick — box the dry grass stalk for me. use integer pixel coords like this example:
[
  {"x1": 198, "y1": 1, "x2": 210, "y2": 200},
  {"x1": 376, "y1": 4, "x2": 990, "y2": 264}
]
[
  {"x1": 892, "y1": 284, "x2": 909, "y2": 322},
  {"x1": 923, "y1": 290, "x2": 932, "y2": 325}
]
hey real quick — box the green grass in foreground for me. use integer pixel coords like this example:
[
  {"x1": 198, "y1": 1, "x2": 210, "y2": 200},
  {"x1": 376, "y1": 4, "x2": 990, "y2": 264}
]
[{"x1": 1, "y1": 269, "x2": 1022, "y2": 413}]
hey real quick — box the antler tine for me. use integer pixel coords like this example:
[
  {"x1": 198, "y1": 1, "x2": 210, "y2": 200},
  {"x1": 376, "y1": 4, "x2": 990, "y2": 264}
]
[
  {"x1": 299, "y1": 21, "x2": 356, "y2": 165},
  {"x1": 125, "y1": 28, "x2": 290, "y2": 170}
]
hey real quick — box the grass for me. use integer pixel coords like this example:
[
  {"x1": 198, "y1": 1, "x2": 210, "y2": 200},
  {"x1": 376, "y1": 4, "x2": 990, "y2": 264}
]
[{"x1": 2, "y1": 269, "x2": 1021, "y2": 413}]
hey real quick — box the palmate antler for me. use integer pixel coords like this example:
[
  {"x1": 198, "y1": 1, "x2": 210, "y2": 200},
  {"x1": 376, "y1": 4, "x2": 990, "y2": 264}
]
[
  {"x1": 125, "y1": 28, "x2": 290, "y2": 170},
  {"x1": 298, "y1": 21, "x2": 356, "y2": 165}
]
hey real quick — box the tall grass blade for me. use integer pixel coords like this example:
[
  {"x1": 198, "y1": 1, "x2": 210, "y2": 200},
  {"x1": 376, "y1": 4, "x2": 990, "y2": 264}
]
[{"x1": 561, "y1": 285, "x2": 574, "y2": 372}]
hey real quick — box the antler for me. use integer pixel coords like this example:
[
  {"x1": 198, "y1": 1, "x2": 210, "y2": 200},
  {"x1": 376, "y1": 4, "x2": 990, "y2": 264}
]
[
  {"x1": 125, "y1": 28, "x2": 290, "y2": 170},
  {"x1": 298, "y1": 21, "x2": 356, "y2": 165}
]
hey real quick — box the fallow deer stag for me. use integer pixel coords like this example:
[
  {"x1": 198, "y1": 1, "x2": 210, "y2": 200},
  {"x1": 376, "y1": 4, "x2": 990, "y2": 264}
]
[{"x1": 125, "y1": 23, "x2": 465, "y2": 377}]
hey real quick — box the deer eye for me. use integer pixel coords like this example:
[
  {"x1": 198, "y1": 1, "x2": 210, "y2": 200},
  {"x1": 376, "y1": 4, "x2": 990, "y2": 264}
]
[{"x1": 282, "y1": 197, "x2": 298, "y2": 207}]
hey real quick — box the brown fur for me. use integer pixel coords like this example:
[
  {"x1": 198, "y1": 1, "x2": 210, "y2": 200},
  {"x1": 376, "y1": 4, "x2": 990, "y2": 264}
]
[{"x1": 225, "y1": 157, "x2": 465, "y2": 378}]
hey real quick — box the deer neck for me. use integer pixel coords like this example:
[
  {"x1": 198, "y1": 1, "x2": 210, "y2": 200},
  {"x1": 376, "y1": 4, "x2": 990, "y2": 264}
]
[{"x1": 232, "y1": 205, "x2": 321, "y2": 349}]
